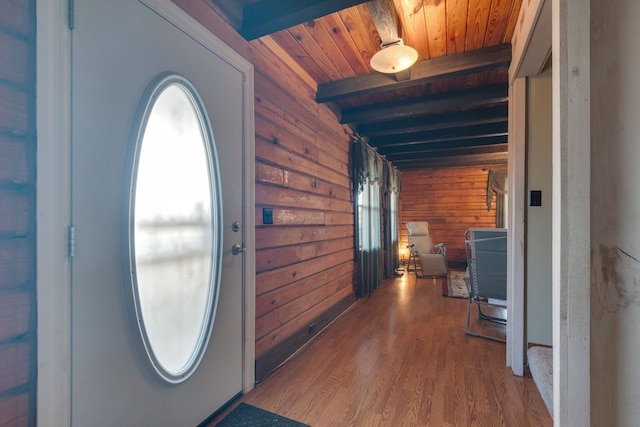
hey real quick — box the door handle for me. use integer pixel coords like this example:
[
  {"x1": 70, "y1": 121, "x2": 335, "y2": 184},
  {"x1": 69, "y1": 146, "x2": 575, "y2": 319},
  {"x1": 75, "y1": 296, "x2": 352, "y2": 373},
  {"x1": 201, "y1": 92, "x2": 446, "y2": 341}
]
[{"x1": 231, "y1": 243, "x2": 246, "y2": 255}]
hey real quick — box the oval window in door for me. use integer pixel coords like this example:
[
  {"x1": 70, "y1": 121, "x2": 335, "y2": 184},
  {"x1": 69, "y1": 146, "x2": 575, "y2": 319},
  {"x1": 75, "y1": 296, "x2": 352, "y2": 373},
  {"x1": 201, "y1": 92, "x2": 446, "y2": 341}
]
[{"x1": 127, "y1": 74, "x2": 223, "y2": 384}]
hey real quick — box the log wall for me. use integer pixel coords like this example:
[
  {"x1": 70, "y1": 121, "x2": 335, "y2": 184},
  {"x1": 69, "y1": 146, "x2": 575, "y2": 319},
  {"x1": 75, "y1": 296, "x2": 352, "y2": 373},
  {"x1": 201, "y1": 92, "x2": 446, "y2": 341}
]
[
  {"x1": 399, "y1": 166, "x2": 501, "y2": 269},
  {"x1": 173, "y1": 0, "x2": 356, "y2": 382},
  {"x1": 0, "y1": 0, "x2": 36, "y2": 424}
]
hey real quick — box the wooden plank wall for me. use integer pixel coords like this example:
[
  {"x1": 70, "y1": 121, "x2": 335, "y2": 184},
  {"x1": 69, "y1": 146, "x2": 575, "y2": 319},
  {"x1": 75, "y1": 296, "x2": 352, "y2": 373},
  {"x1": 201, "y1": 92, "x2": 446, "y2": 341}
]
[
  {"x1": 0, "y1": 0, "x2": 36, "y2": 425},
  {"x1": 173, "y1": 0, "x2": 357, "y2": 382},
  {"x1": 399, "y1": 166, "x2": 501, "y2": 270}
]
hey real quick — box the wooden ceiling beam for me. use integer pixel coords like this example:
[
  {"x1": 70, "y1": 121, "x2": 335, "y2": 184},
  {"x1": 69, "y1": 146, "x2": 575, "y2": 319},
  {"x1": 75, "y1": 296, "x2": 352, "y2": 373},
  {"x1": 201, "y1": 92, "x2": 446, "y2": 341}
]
[
  {"x1": 356, "y1": 104, "x2": 508, "y2": 137},
  {"x1": 240, "y1": 0, "x2": 369, "y2": 40},
  {"x1": 392, "y1": 152, "x2": 508, "y2": 169},
  {"x1": 385, "y1": 144, "x2": 508, "y2": 162},
  {"x1": 373, "y1": 135, "x2": 508, "y2": 155},
  {"x1": 368, "y1": 121, "x2": 508, "y2": 147},
  {"x1": 340, "y1": 83, "x2": 508, "y2": 124},
  {"x1": 316, "y1": 44, "x2": 512, "y2": 103}
]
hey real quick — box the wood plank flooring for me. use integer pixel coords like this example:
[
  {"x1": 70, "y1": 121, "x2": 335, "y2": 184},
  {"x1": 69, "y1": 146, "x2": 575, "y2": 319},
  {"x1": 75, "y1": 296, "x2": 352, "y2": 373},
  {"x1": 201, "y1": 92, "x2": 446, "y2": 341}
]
[{"x1": 206, "y1": 273, "x2": 552, "y2": 426}]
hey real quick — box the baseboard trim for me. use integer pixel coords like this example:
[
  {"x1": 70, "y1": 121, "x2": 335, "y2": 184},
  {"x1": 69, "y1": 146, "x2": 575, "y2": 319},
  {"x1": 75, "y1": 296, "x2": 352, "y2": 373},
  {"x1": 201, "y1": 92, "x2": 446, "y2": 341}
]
[{"x1": 255, "y1": 294, "x2": 356, "y2": 382}]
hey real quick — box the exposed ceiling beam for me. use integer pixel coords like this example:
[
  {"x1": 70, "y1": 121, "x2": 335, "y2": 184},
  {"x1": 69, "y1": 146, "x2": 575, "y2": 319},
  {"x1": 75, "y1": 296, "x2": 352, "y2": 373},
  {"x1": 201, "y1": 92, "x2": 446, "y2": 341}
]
[
  {"x1": 341, "y1": 83, "x2": 508, "y2": 124},
  {"x1": 385, "y1": 144, "x2": 508, "y2": 162},
  {"x1": 316, "y1": 44, "x2": 512, "y2": 103},
  {"x1": 240, "y1": 0, "x2": 369, "y2": 40},
  {"x1": 393, "y1": 152, "x2": 508, "y2": 169},
  {"x1": 369, "y1": 122, "x2": 508, "y2": 147},
  {"x1": 373, "y1": 135, "x2": 508, "y2": 155},
  {"x1": 356, "y1": 105, "x2": 508, "y2": 137}
]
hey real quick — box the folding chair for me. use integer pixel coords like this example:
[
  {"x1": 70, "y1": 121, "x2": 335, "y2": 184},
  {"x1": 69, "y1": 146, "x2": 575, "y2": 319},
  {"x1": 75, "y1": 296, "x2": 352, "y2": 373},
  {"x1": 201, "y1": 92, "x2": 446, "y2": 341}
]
[{"x1": 464, "y1": 228, "x2": 507, "y2": 343}]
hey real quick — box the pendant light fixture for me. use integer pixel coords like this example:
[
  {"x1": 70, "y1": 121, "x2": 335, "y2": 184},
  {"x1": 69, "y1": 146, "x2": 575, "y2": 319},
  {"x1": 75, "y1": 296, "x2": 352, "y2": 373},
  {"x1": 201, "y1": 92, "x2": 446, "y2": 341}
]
[
  {"x1": 367, "y1": 0, "x2": 419, "y2": 75},
  {"x1": 370, "y1": 39, "x2": 418, "y2": 74}
]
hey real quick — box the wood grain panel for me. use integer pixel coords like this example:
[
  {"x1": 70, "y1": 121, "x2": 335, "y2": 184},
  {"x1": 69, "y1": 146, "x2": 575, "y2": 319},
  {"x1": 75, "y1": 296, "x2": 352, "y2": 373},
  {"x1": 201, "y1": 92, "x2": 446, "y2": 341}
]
[
  {"x1": 399, "y1": 166, "x2": 499, "y2": 268},
  {"x1": 256, "y1": 263, "x2": 353, "y2": 319},
  {"x1": 0, "y1": 393, "x2": 29, "y2": 426},
  {"x1": 424, "y1": 0, "x2": 447, "y2": 58},
  {"x1": 0, "y1": 342, "x2": 29, "y2": 393},
  {"x1": 0, "y1": 32, "x2": 29, "y2": 84},
  {"x1": 270, "y1": 31, "x2": 329, "y2": 83},
  {"x1": 255, "y1": 207, "x2": 325, "y2": 227},
  {"x1": 0, "y1": 190, "x2": 30, "y2": 237},
  {"x1": 466, "y1": 0, "x2": 491, "y2": 50},
  {"x1": 256, "y1": 249, "x2": 353, "y2": 295},
  {"x1": 255, "y1": 183, "x2": 353, "y2": 213},
  {"x1": 256, "y1": 271, "x2": 353, "y2": 339},
  {"x1": 393, "y1": 0, "x2": 429, "y2": 60},
  {"x1": 286, "y1": 24, "x2": 344, "y2": 82},
  {"x1": 303, "y1": 19, "x2": 355, "y2": 79},
  {"x1": 320, "y1": 13, "x2": 370, "y2": 75},
  {"x1": 255, "y1": 284, "x2": 353, "y2": 357},
  {"x1": 300, "y1": 235, "x2": 353, "y2": 260},
  {"x1": 255, "y1": 139, "x2": 350, "y2": 188},
  {"x1": 446, "y1": 0, "x2": 469, "y2": 54},
  {"x1": 0, "y1": 291, "x2": 29, "y2": 341},
  {"x1": 0, "y1": 0, "x2": 30, "y2": 35},
  {"x1": 0, "y1": 236, "x2": 29, "y2": 288},
  {"x1": 484, "y1": 0, "x2": 514, "y2": 45},
  {"x1": 0, "y1": 137, "x2": 29, "y2": 183},
  {"x1": 254, "y1": 293, "x2": 355, "y2": 382},
  {"x1": 0, "y1": 85, "x2": 28, "y2": 136},
  {"x1": 256, "y1": 245, "x2": 303, "y2": 273},
  {"x1": 255, "y1": 102, "x2": 349, "y2": 167},
  {"x1": 0, "y1": 10, "x2": 35, "y2": 423},
  {"x1": 336, "y1": 6, "x2": 379, "y2": 68}
]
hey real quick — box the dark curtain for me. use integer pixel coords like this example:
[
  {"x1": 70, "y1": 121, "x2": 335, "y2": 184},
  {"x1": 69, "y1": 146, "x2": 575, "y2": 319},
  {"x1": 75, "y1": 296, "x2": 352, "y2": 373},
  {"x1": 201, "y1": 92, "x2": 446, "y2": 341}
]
[
  {"x1": 487, "y1": 168, "x2": 508, "y2": 228},
  {"x1": 353, "y1": 138, "x2": 401, "y2": 297}
]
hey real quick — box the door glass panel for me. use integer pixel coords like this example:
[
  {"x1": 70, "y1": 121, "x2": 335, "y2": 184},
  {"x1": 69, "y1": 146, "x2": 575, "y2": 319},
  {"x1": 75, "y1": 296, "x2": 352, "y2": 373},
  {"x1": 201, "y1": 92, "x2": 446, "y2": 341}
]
[{"x1": 128, "y1": 74, "x2": 222, "y2": 383}]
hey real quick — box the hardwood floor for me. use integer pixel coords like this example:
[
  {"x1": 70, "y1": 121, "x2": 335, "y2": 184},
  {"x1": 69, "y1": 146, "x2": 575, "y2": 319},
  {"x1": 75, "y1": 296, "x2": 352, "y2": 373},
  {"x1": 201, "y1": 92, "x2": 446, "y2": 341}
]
[{"x1": 206, "y1": 273, "x2": 552, "y2": 426}]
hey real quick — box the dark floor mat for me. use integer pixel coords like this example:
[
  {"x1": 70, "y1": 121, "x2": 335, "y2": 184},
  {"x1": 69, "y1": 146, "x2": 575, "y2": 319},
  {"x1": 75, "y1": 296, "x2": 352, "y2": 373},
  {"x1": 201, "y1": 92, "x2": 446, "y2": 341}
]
[{"x1": 216, "y1": 403, "x2": 310, "y2": 427}]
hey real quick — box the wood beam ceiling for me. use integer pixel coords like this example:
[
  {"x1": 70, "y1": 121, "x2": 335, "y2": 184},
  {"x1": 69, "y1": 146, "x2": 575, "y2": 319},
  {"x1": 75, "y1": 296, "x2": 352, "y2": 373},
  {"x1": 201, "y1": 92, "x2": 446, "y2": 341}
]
[
  {"x1": 340, "y1": 83, "x2": 509, "y2": 124},
  {"x1": 316, "y1": 44, "x2": 511, "y2": 102},
  {"x1": 393, "y1": 152, "x2": 508, "y2": 169},
  {"x1": 239, "y1": 0, "x2": 369, "y2": 40},
  {"x1": 356, "y1": 105, "x2": 508, "y2": 137}
]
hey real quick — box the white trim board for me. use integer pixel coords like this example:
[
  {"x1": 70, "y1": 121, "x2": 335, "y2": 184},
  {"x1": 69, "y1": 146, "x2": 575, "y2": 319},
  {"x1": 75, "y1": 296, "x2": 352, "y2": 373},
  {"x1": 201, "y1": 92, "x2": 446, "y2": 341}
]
[
  {"x1": 36, "y1": 0, "x2": 72, "y2": 425},
  {"x1": 506, "y1": 0, "x2": 552, "y2": 377},
  {"x1": 552, "y1": 0, "x2": 591, "y2": 424}
]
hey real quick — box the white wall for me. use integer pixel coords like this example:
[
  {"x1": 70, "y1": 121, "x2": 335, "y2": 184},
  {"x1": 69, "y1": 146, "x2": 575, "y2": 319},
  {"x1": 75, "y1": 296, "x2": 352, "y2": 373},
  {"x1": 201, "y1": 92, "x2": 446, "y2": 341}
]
[
  {"x1": 526, "y1": 67, "x2": 553, "y2": 346},
  {"x1": 590, "y1": 0, "x2": 640, "y2": 425}
]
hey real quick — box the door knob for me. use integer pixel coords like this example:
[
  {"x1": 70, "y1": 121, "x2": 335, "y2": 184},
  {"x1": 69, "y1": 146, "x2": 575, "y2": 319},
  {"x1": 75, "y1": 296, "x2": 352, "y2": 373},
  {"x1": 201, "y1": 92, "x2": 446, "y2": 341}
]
[{"x1": 231, "y1": 243, "x2": 246, "y2": 255}]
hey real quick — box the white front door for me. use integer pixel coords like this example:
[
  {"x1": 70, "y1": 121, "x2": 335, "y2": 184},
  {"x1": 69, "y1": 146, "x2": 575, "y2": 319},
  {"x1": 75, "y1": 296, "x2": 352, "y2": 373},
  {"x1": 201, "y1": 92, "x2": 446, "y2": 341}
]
[{"x1": 70, "y1": 1, "x2": 252, "y2": 425}]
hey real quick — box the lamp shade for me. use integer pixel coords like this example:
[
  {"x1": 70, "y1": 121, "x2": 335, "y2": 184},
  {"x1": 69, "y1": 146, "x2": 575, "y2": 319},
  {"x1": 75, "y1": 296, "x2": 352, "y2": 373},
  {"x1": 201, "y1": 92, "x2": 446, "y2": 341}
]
[{"x1": 370, "y1": 43, "x2": 419, "y2": 74}]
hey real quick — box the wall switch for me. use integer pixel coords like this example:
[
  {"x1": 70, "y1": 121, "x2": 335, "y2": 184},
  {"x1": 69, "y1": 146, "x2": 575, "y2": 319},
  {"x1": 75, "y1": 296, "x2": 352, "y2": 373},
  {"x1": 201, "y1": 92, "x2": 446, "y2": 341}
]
[
  {"x1": 262, "y1": 208, "x2": 273, "y2": 224},
  {"x1": 530, "y1": 190, "x2": 542, "y2": 206}
]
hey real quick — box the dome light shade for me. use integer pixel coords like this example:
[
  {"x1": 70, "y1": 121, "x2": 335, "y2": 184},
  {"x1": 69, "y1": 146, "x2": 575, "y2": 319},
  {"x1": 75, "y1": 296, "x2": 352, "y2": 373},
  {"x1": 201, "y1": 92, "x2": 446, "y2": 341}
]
[{"x1": 370, "y1": 41, "x2": 419, "y2": 74}]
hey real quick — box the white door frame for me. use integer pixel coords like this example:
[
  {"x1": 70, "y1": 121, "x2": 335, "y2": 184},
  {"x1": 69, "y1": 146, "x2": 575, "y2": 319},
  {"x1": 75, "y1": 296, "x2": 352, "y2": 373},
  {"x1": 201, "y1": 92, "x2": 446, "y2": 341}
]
[
  {"x1": 551, "y1": 0, "x2": 590, "y2": 424},
  {"x1": 508, "y1": 0, "x2": 591, "y2": 424},
  {"x1": 36, "y1": 1, "x2": 256, "y2": 425},
  {"x1": 506, "y1": 0, "x2": 552, "y2": 377},
  {"x1": 36, "y1": 1, "x2": 72, "y2": 425}
]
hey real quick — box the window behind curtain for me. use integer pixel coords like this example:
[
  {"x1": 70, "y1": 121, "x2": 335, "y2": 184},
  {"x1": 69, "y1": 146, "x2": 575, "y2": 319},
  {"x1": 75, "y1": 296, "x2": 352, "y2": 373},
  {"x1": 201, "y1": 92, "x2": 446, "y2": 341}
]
[{"x1": 353, "y1": 138, "x2": 400, "y2": 297}]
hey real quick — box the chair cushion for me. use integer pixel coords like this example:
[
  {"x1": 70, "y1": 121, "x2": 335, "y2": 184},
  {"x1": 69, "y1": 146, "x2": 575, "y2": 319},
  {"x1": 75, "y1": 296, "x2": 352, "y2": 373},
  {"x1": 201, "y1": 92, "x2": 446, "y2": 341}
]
[{"x1": 406, "y1": 221, "x2": 430, "y2": 237}]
